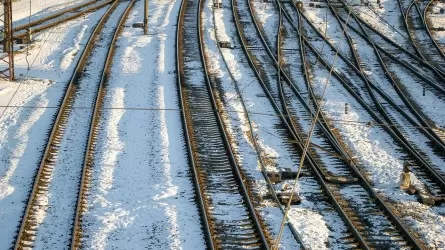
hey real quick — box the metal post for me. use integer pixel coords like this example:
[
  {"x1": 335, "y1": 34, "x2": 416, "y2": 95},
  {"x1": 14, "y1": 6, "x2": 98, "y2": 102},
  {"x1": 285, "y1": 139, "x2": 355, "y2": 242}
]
[
  {"x1": 1, "y1": 0, "x2": 14, "y2": 81},
  {"x1": 144, "y1": 0, "x2": 148, "y2": 35}
]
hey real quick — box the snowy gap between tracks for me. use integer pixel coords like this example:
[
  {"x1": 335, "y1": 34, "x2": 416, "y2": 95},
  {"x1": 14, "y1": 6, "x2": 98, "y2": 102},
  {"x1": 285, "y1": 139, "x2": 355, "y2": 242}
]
[{"x1": 81, "y1": 0, "x2": 205, "y2": 249}]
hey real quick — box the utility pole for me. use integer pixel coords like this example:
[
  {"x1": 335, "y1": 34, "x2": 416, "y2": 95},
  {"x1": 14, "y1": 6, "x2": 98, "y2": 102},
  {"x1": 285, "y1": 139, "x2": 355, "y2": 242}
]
[
  {"x1": 143, "y1": 0, "x2": 148, "y2": 35},
  {"x1": 1, "y1": 0, "x2": 14, "y2": 81}
]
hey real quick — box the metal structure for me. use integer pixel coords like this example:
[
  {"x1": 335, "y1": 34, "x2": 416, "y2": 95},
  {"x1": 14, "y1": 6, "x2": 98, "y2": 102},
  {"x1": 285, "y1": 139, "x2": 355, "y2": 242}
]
[
  {"x1": 144, "y1": 0, "x2": 148, "y2": 34},
  {"x1": 1, "y1": 0, "x2": 14, "y2": 81}
]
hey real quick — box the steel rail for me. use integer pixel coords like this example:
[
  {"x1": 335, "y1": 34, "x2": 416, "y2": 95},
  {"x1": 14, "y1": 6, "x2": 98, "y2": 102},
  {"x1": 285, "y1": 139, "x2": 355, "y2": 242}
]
[
  {"x1": 13, "y1": 0, "x2": 115, "y2": 40},
  {"x1": 197, "y1": 0, "x2": 270, "y2": 248},
  {"x1": 234, "y1": 0, "x2": 374, "y2": 248},
  {"x1": 330, "y1": 0, "x2": 445, "y2": 94},
  {"x1": 330, "y1": 3, "x2": 445, "y2": 96},
  {"x1": 295, "y1": 2, "x2": 445, "y2": 153},
  {"x1": 422, "y1": 0, "x2": 445, "y2": 58},
  {"x1": 210, "y1": 1, "x2": 305, "y2": 248},
  {"x1": 295, "y1": 8, "x2": 427, "y2": 249},
  {"x1": 402, "y1": 0, "x2": 445, "y2": 75},
  {"x1": 13, "y1": 0, "x2": 100, "y2": 32},
  {"x1": 70, "y1": 1, "x2": 135, "y2": 249},
  {"x1": 342, "y1": 0, "x2": 445, "y2": 80},
  {"x1": 13, "y1": 2, "x2": 120, "y2": 249},
  {"x1": 175, "y1": 0, "x2": 214, "y2": 248},
  {"x1": 275, "y1": 2, "x2": 425, "y2": 248},
  {"x1": 327, "y1": 0, "x2": 445, "y2": 192},
  {"x1": 178, "y1": 0, "x2": 270, "y2": 248}
]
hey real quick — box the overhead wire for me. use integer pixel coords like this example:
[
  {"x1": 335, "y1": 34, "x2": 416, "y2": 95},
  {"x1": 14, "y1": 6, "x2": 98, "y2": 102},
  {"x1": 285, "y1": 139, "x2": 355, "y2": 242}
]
[{"x1": 0, "y1": 103, "x2": 442, "y2": 132}]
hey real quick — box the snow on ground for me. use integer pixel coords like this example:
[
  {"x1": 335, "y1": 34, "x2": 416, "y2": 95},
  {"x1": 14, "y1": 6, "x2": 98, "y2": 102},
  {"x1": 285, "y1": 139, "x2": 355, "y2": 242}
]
[
  {"x1": 0, "y1": 7, "x2": 107, "y2": 248},
  {"x1": 204, "y1": 1, "x2": 300, "y2": 249},
  {"x1": 427, "y1": 1, "x2": 445, "y2": 49},
  {"x1": 349, "y1": 0, "x2": 411, "y2": 46},
  {"x1": 0, "y1": 0, "x2": 90, "y2": 25},
  {"x1": 81, "y1": 0, "x2": 205, "y2": 249},
  {"x1": 307, "y1": 50, "x2": 445, "y2": 247},
  {"x1": 250, "y1": 0, "x2": 278, "y2": 52},
  {"x1": 30, "y1": 3, "x2": 129, "y2": 249},
  {"x1": 299, "y1": 0, "x2": 352, "y2": 59},
  {"x1": 231, "y1": 0, "x2": 352, "y2": 248}
]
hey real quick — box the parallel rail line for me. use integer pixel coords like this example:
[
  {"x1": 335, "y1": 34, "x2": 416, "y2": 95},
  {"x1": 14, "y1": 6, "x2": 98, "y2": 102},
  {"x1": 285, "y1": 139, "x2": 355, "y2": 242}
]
[
  {"x1": 326, "y1": 0, "x2": 445, "y2": 145},
  {"x1": 13, "y1": 0, "x2": 114, "y2": 41},
  {"x1": 13, "y1": 1, "x2": 133, "y2": 249},
  {"x1": 400, "y1": 0, "x2": 445, "y2": 73},
  {"x1": 176, "y1": 0, "x2": 270, "y2": 248},
  {"x1": 210, "y1": 1, "x2": 305, "y2": 247},
  {"x1": 70, "y1": 1, "x2": 135, "y2": 249},
  {"x1": 336, "y1": 0, "x2": 445, "y2": 84},
  {"x1": 255, "y1": 0, "x2": 425, "y2": 248}
]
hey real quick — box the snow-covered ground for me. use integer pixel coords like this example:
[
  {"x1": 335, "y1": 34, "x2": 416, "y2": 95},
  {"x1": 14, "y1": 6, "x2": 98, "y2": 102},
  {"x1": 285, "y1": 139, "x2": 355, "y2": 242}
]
[
  {"x1": 427, "y1": 1, "x2": 445, "y2": 49},
  {"x1": 0, "y1": 0, "x2": 90, "y2": 25},
  {"x1": 0, "y1": 4, "x2": 108, "y2": 248},
  {"x1": 81, "y1": 0, "x2": 205, "y2": 248}
]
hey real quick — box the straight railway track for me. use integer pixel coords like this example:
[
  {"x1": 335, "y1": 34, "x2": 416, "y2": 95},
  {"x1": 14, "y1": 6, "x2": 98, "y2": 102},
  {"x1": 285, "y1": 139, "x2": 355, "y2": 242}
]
[
  {"x1": 70, "y1": 1, "x2": 134, "y2": 248},
  {"x1": 176, "y1": 0, "x2": 270, "y2": 248},
  {"x1": 13, "y1": 1, "x2": 134, "y2": 249}
]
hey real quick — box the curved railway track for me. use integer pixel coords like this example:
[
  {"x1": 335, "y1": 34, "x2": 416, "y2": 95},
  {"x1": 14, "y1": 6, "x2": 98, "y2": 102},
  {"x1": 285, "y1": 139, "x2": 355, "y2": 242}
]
[
  {"x1": 176, "y1": 0, "x2": 270, "y2": 248},
  {"x1": 13, "y1": 0, "x2": 114, "y2": 41},
  {"x1": 326, "y1": 0, "x2": 445, "y2": 142},
  {"x1": 209, "y1": 1, "x2": 305, "y2": 247},
  {"x1": 282, "y1": 0, "x2": 445, "y2": 244},
  {"x1": 325, "y1": 0, "x2": 445, "y2": 192},
  {"x1": 306, "y1": 1, "x2": 445, "y2": 144},
  {"x1": 423, "y1": 0, "x2": 445, "y2": 54},
  {"x1": 233, "y1": 0, "x2": 426, "y2": 248},
  {"x1": 399, "y1": 0, "x2": 445, "y2": 72},
  {"x1": 336, "y1": 0, "x2": 445, "y2": 84},
  {"x1": 70, "y1": 1, "x2": 135, "y2": 248},
  {"x1": 13, "y1": 1, "x2": 134, "y2": 249},
  {"x1": 300, "y1": 0, "x2": 445, "y2": 161}
]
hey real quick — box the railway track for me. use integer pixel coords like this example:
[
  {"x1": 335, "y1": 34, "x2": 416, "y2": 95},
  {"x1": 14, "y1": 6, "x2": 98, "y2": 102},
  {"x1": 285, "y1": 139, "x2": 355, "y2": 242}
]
[
  {"x1": 298, "y1": 0, "x2": 445, "y2": 163},
  {"x1": 335, "y1": 0, "x2": 445, "y2": 85},
  {"x1": 284, "y1": 0, "x2": 445, "y2": 243},
  {"x1": 423, "y1": 0, "x2": 445, "y2": 53},
  {"x1": 325, "y1": 0, "x2": 445, "y2": 191},
  {"x1": 272, "y1": 0, "x2": 431, "y2": 248},
  {"x1": 233, "y1": 0, "x2": 426, "y2": 248},
  {"x1": 176, "y1": 0, "x2": 270, "y2": 248},
  {"x1": 70, "y1": 1, "x2": 134, "y2": 249},
  {"x1": 400, "y1": 0, "x2": 445, "y2": 73},
  {"x1": 326, "y1": 0, "x2": 445, "y2": 142},
  {"x1": 13, "y1": 0, "x2": 114, "y2": 41},
  {"x1": 13, "y1": 1, "x2": 134, "y2": 249},
  {"x1": 208, "y1": 1, "x2": 306, "y2": 247}
]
